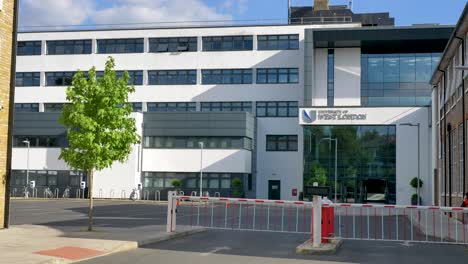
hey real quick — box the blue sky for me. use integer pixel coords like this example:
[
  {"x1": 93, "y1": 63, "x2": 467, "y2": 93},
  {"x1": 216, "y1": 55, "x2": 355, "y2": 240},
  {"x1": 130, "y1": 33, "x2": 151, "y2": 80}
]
[{"x1": 19, "y1": 0, "x2": 467, "y2": 30}]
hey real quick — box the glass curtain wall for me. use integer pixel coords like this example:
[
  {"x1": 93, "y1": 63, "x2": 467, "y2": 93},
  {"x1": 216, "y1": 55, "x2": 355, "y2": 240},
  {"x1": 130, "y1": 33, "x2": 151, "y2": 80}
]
[
  {"x1": 361, "y1": 53, "x2": 440, "y2": 106},
  {"x1": 304, "y1": 126, "x2": 396, "y2": 204}
]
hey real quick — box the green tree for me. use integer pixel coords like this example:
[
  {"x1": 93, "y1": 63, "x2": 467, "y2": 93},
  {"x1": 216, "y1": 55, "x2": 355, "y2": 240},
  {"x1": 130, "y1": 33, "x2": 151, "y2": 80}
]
[
  {"x1": 59, "y1": 57, "x2": 140, "y2": 231},
  {"x1": 306, "y1": 162, "x2": 328, "y2": 186}
]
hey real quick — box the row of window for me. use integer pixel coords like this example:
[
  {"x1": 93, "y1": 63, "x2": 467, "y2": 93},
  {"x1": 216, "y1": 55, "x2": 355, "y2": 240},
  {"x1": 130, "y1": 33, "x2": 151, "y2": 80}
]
[
  {"x1": 11, "y1": 170, "x2": 86, "y2": 187},
  {"x1": 143, "y1": 136, "x2": 252, "y2": 150},
  {"x1": 142, "y1": 172, "x2": 240, "y2": 189},
  {"x1": 17, "y1": 68, "x2": 299, "y2": 86},
  {"x1": 17, "y1": 34, "x2": 299, "y2": 56},
  {"x1": 14, "y1": 101, "x2": 299, "y2": 117},
  {"x1": 266, "y1": 135, "x2": 298, "y2": 151},
  {"x1": 13, "y1": 135, "x2": 68, "y2": 148}
]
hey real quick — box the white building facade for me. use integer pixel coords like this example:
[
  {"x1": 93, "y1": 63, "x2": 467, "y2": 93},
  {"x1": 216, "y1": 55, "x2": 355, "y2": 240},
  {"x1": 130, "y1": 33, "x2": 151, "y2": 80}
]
[{"x1": 11, "y1": 23, "x2": 453, "y2": 204}]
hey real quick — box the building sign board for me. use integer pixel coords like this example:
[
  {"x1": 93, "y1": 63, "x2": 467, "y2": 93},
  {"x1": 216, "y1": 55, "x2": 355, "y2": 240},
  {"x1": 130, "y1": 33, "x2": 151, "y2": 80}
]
[
  {"x1": 299, "y1": 107, "x2": 424, "y2": 125},
  {"x1": 304, "y1": 186, "x2": 330, "y2": 197}
]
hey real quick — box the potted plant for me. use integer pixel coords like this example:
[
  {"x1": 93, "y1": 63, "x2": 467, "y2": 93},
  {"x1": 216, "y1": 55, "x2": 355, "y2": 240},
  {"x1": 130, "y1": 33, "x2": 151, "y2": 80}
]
[
  {"x1": 410, "y1": 177, "x2": 423, "y2": 205},
  {"x1": 231, "y1": 178, "x2": 243, "y2": 198},
  {"x1": 171, "y1": 179, "x2": 182, "y2": 194}
]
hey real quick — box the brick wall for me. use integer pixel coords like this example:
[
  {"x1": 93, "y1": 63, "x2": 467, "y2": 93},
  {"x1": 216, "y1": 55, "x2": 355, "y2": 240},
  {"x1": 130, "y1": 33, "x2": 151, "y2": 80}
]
[{"x1": 0, "y1": 0, "x2": 15, "y2": 228}]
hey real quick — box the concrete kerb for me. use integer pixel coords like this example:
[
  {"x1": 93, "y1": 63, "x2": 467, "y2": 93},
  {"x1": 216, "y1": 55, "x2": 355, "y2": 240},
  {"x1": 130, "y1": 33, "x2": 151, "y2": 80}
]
[
  {"x1": 137, "y1": 227, "x2": 207, "y2": 247},
  {"x1": 296, "y1": 239, "x2": 343, "y2": 255}
]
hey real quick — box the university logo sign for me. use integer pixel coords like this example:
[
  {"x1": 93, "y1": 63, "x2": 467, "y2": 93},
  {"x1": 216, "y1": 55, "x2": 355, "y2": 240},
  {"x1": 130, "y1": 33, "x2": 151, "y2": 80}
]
[{"x1": 302, "y1": 110, "x2": 317, "y2": 123}]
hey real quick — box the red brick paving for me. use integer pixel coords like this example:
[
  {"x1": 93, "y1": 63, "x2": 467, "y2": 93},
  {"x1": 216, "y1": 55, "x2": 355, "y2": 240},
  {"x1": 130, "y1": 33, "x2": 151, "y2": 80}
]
[{"x1": 34, "y1": 246, "x2": 104, "y2": 260}]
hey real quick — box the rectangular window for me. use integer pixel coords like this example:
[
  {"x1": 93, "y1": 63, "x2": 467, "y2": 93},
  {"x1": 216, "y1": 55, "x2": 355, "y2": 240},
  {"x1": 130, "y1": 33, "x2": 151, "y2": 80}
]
[
  {"x1": 47, "y1": 39, "x2": 92, "y2": 55},
  {"x1": 202, "y1": 35, "x2": 253, "y2": 51},
  {"x1": 256, "y1": 68, "x2": 299, "y2": 84},
  {"x1": 327, "y1": 49, "x2": 335, "y2": 106},
  {"x1": 45, "y1": 72, "x2": 75, "y2": 86},
  {"x1": 200, "y1": 102, "x2": 252, "y2": 113},
  {"x1": 460, "y1": 124, "x2": 464, "y2": 194},
  {"x1": 16, "y1": 72, "x2": 40, "y2": 87},
  {"x1": 148, "y1": 70, "x2": 197, "y2": 85},
  {"x1": 13, "y1": 135, "x2": 66, "y2": 147},
  {"x1": 256, "y1": 101, "x2": 298, "y2": 117},
  {"x1": 266, "y1": 135, "x2": 298, "y2": 151},
  {"x1": 361, "y1": 53, "x2": 441, "y2": 107},
  {"x1": 131, "y1": 103, "x2": 142, "y2": 112},
  {"x1": 96, "y1": 71, "x2": 143, "y2": 85},
  {"x1": 147, "y1": 102, "x2": 196, "y2": 112},
  {"x1": 15, "y1": 103, "x2": 39, "y2": 112},
  {"x1": 17, "y1": 41, "x2": 41, "y2": 56},
  {"x1": 452, "y1": 129, "x2": 457, "y2": 194},
  {"x1": 44, "y1": 103, "x2": 65, "y2": 112},
  {"x1": 257, "y1": 34, "x2": 299, "y2": 50},
  {"x1": 149, "y1": 37, "x2": 197, "y2": 53},
  {"x1": 143, "y1": 136, "x2": 252, "y2": 150},
  {"x1": 202, "y1": 69, "x2": 252, "y2": 84},
  {"x1": 97, "y1": 38, "x2": 144, "y2": 54},
  {"x1": 221, "y1": 174, "x2": 231, "y2": 189}
]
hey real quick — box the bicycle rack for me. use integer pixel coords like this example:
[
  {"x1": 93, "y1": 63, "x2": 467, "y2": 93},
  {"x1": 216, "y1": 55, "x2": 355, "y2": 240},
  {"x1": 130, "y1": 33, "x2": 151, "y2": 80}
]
[
  {"x1": 214, "y1": 192, "x2": 221, "y2": 197},
  {"x1": 32, "y1": 188, "x2": 38, "y2": 198},
  {"x1": 43, "y1": 189, "x2": 50, "y2": 198},
  {"x1": 109, "y1": 189, "x2": 115, "y2": 199},
  {"x1": 11, "y1": 188, "x2": 17, "y2": 197},
  {"x1": 121, "y1": 190, "x2": 126, "y2": 199},
  {"x1": 143, "y1": 190, "x2": 149, "y2": 200},
  {"x1": 154, "y1": 190, "x2": 161, "y2": 201},
  {"x1": 76, "y1": 189, "x2": 81, "y2": 199},
  {"x1": 178, "y1": 191, "x2": 185, "y2": 196},
  {"x1": 190, "y1": 191, "x2": 197, "y2": 196},
  {"x1": 54, "y1": 188, "x2": 60, "y2": 199},
  {"x1": 203, "y1": 191, "x2": 210, "y2": 197},
  {"x1": 99, "y1": 189, "x2": 103, "y2": 198}
]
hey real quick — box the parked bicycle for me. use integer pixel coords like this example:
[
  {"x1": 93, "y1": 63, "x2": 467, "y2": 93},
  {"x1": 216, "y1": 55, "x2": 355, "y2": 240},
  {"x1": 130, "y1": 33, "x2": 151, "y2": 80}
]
[
  {"x1": 130, "y1": 188, "x2": 139, "y2": 201},
  {"x1": 43, "y1": 187, "x2": 53, "y2": 198},
  {"x1": 62, "y1": 187, "x2": 70, "y2": 198}
]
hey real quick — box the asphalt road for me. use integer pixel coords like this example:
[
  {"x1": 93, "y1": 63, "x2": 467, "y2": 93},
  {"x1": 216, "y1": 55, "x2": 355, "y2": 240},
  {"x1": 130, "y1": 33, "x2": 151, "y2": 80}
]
[
  {"x1": 80, "y1": 230, "x2": 468, "y2": 264},
  {"x1": 10, "y1": 200, "x2": 468, "y2": 264}
]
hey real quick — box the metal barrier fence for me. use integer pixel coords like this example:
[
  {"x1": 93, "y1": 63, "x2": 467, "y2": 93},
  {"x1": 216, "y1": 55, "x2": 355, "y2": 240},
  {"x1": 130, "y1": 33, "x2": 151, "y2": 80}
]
[
  {"x1": 167, "y1": 194, "x2": 468, "y2": 245},
  {"x1": 329, "y1": 203, "x2": 468, "y2": 245},
  {"x1": 169, "y1": 195, "x2": 314, "y2": 234}
]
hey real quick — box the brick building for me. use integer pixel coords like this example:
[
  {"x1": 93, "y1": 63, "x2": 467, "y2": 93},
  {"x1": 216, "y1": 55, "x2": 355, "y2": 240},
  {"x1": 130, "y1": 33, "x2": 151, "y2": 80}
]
[
  {"x1": 431, "y1": 3, "x2": 468, "y2": 207},
  {"x1": 0, "y1": 0, "x2": 17, "y2": 228}
]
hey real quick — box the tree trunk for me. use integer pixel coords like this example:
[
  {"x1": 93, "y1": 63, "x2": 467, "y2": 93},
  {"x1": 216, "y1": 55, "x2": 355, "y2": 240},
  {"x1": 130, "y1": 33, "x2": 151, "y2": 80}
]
[{"x1": 87, "y1": 169, "x2": 94, "y2": 231}]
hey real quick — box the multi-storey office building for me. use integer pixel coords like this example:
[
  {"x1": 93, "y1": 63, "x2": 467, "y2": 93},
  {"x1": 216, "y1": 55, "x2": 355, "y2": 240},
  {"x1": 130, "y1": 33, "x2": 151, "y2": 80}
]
[
  {"x1": 431, "y1": 4, "x2": 468, "y2": 207},
  {"x1": 11, "y1": 20, "x2": 452, "y2": 204}
]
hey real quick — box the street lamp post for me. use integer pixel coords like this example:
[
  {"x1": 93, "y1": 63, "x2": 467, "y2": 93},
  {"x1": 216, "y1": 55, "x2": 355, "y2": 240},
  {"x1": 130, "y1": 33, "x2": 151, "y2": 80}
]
[
  {"x1": 319, "y1": 138, "x2": 338, "y2": 203},
  {"x1": 401, "y1": 123, "x2": 421, "y2": 205},
  {"x1": 22, "y1": 140, "x2": 30, "y2": 198},
  {"x1": 199, "y1": 142, "x2": 204, "y2": 197}
]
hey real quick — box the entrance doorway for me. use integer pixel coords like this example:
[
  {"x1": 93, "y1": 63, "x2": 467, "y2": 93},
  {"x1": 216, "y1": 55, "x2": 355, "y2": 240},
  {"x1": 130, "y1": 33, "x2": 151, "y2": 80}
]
[{"x1": 268, "y1": 180, "x2": 281, "y2": 200}]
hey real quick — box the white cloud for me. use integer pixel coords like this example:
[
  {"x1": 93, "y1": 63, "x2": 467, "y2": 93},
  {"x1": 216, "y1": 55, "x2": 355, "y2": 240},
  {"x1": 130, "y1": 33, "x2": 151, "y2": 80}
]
[
  {"x1": 19, "y1": 0, "x2": 95, "y2": 27},
  {"x1": 219, "y1": 0, "x2": 248, "y2": 15},
  {"x1": 19, "y1": 0, "x2": 235, "y2": 29}
]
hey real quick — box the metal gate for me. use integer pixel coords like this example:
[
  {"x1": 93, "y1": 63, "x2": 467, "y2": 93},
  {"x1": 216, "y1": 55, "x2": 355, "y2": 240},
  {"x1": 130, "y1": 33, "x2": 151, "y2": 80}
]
[{"x1": 167, "y1": 192, "x2": 468, "y2": 245}]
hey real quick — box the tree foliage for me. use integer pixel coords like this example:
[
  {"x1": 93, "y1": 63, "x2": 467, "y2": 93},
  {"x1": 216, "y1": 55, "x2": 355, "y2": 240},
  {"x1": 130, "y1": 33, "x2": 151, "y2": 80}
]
[{"x1": 59, "y1": 57, "x2": 140, "y2": 171}]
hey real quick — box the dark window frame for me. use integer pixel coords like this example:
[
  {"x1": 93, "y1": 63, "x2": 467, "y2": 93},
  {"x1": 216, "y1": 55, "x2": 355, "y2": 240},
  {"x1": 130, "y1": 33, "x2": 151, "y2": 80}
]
[
  {"x1": 45, "y1": 72, "x2": 76, "y2": 86},
  {"x1": 202, "y1": 35, "x2": 253, "y2": 51},
  {"x1": 46, "y1": 39, "x2": 92, "y2": 55},
  {"x1": 256, "y1": 101, "x2": 298, "y2": 117},
  {"x1": 200, "y1": 101, "x2": 252, "y2": 113},
  {"x1": 17, "y1": 41, "x2": 42, "y2": 56},
  {"x1": 202, "y1": 69, "x2": 252, "y2": 84},
  {"x1": 257, "y1": 34, "x2": 299, "y2": 50},
  {"x1": 146, "y1": 102, "x2": 196, "y2": 112},
  {"x1": 149, "y1": 37, "x2": 198, "y2": 53},
  {"x1": 16, "y1": 72, "x2": 41, "y2": 87},
  {"x1": 14, "y1": 103, "x2": 39, "y2": 112},
  {"x1": 148, "y1": 70, "x2": 197, "y2": 85},
  {"x1": 256, "y1": 68, "x2": 299, "y2": 84},
  {"x1": 266, "y1": 135, "x2": 298, "y2": 151},
  {"x1": 97, "y1": 38, "x2": 144, "y2": 54}
]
